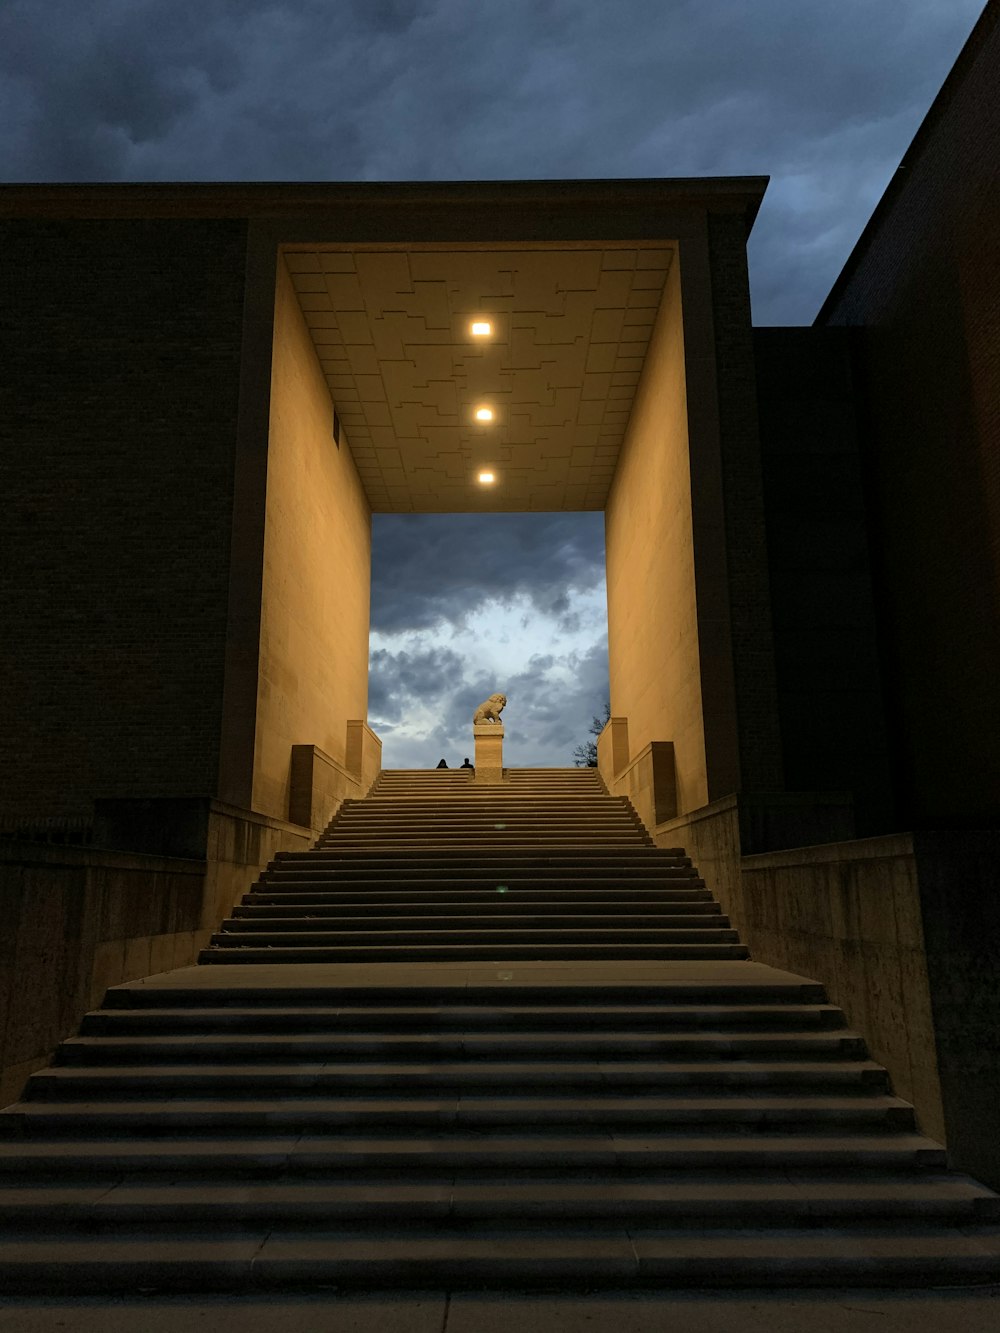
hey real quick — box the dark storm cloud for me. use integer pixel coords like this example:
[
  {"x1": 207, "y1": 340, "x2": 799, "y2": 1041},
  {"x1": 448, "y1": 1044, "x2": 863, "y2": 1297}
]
[
  {"x1": 369, "y1": 633, "x2": 610, "y2": 769},
  {"x1": 370, "y1": 512, "x2": 606, "y2": 636},
  {"x1": 0, "y1": 1, "x2": 983, "y2": 320},
  {"x1": 367, "y1": 642, "x2": 466, "y2": 722}
]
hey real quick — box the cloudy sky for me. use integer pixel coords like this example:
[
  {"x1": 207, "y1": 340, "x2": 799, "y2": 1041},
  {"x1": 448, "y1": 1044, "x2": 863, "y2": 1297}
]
[{"x1": 0, "y1": 0, "x2": 985, "y2": 767}]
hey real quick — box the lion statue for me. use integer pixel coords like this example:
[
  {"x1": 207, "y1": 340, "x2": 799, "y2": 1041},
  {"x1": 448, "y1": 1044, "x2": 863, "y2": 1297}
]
[{"x1": 473, "y1": 693, "x2": 506, "y2": 725}]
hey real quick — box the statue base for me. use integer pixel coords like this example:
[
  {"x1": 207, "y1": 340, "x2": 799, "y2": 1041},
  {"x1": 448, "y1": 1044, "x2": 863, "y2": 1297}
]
[{"x1": 473, "y1": 723, "x2": 505, "y2": 783}]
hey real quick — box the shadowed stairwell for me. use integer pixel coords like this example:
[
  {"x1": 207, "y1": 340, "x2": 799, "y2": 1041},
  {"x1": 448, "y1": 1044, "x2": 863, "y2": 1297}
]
[{"x1": 0, "y1": 768, "x2": 997, "y2": 1290}]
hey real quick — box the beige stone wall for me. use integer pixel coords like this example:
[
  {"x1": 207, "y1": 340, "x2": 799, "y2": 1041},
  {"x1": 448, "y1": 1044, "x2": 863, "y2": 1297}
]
[
  {"x1": 0, "y1": 803, "x2": 312, "y2": 1109},
  {"x1": 740, "y1": 836, "x2": 945, "y2": 1144},
  {"x1": 605, "y1": 257, "x2": 708, "y2": 814},
  {"x1": 252, "y1": 256, "x2": 373, "y2": 821},
  {"x1": 650, "y1": 802, "x2": 951, "y2": 1153}
]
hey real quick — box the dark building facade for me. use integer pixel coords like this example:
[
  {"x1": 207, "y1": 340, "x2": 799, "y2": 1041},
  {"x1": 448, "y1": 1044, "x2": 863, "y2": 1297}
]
[{"x1": 1, "y1": 6, "x2": 997, "y2": 1183}]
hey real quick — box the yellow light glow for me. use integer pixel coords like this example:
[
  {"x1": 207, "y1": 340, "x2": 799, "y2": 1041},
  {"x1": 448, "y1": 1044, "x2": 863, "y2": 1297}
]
[
  {"x1": 471, "y1": 320, "x2": 492, "y2": 336},
  {"x1": 477, "y1": 471, "x2": 496, "y2": 485},
  {"x1": 475, "y1": 407, "x2": 493, "y2": 422}
]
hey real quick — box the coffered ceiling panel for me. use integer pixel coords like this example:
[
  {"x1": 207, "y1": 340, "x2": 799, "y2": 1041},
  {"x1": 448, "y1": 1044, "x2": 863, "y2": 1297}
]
[{"x1": 283, "y1": 245, "x2": 672, "y2": 512}]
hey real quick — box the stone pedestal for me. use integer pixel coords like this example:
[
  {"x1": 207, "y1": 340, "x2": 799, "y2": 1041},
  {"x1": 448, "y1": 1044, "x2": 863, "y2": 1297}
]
[{"x1": 473, "y1": 724, "x2": 505, "y2": 783}]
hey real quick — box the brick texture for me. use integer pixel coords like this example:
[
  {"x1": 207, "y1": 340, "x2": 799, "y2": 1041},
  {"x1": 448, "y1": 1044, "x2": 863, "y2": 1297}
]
[
  {"x1": 754, "y1": 327, "x2": 893, "y2": 833},
  {"x1": 0, "y1": 219, "x2": 248, "y2": 819},
  {"x1": 819, "y1": 10, "x2": 1000, "y2": 826},
  {"x1": 706, "y1": 211, "x2": 784, "y2": 794}
]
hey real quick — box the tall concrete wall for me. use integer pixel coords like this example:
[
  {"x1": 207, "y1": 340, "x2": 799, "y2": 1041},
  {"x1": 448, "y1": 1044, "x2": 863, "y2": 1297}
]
[
  {"x1": 251, "y1": 256, "x2": 372, "y2": 821},
  {"x1": 0, "y1": 218, "x2": 247, "y2": 819},
  {"x1": 0, "y1": 803, "x2": 312, "y2": 1109},
  {"x1": 754, "y1": 327, "x2": 893, "y2": 834},
  {"x1": 605, "y1": 258, "x2": 709, "y2": 814},
  {"x1": 818, "y1": 7, "x2": 1000, "y2": 827}
]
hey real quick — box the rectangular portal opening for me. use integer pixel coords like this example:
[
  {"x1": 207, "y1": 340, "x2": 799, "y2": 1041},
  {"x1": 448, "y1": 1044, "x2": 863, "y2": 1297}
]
[{"x1": 369, "y1": 512, "x2": 609, "y2": 769}]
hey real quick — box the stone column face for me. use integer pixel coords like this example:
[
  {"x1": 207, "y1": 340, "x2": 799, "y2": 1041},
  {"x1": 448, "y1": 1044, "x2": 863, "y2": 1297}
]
[{"x1": 473, "y1": 724, "x2": 505, "y2": 782}]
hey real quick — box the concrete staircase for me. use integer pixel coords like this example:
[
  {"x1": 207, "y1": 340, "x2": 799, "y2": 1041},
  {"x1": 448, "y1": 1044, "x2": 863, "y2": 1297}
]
[
  {"x1": 204, "y1": 767, "x2": 748, "y2": 965},
  {"x1": 0, "y1": 767, "x2": 997, "y2": 1291}
]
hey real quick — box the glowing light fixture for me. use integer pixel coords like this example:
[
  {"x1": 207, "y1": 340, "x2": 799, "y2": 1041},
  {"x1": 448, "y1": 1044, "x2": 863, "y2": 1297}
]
[
  {"x1": 471, "y1": 320, "x2": 492, "y2": 336},
  {"x1": 478, "y1": 470, "x2": 496, "y2": 485},
  {"x1": 475, "y1": 406, "x2": 494, "y2": 422}
]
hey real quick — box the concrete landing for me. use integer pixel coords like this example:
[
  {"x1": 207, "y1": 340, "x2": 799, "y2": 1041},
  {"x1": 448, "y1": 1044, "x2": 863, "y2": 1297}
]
[
  {"x1": 1, "y1": 1287, "x2": 999, "y2": 1332},
  {"x1": 115, "y1": 959, "x2": 821, "y2": 991}
]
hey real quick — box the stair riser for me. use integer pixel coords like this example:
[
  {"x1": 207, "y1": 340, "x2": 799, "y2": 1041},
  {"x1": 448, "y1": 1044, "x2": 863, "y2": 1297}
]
[
  {"x1": 242, "y1": 891, "x2": 713, "y2": 904},
  {"x1": 4, "y1": 1254, "x2": 998, "y2": 1295},
  {"x1": 79, "y1": 1007, "x2": 847, "y2": 1035},
  {"x1": 0, "y1": 1144, "x2": 942, "y2": 1177},
  {"x1": 2, "y1": 1106, "x2": 914, "y2": 1137},
  {"x1": 198, "y1": 945, "x2": 751, "y2": 963},
  {"x1": 100, "y1": 983, "x2": 829, "y2": 1007},
  {"x1": 261, "y1": 870, "x2": 703, "y2": 883},
  {"x1": 54, "y1": 1035, "x2": 864, "y2": 1062},
  {"x1": 211, "y1": 930, "x2": 739, "y2": 946},
  {"x1": 235, "y1": 905, "x2": 722, "y2": 919},
  {"x1": 217, "y1": 927, "x2": 736, "y2": 938},
  {"x1": 56, "y1": 1045, "x2": 869, "y2": 1066},
  {"x1": 19, "y1": 1191, "x2": 994, "y2": 1233},
  {"x1": 23, "y1": 1072, "x2": 889, "y2": 1097},
  {"x1": 297, "y1": 853, "x2": 688, "y2": 863}
]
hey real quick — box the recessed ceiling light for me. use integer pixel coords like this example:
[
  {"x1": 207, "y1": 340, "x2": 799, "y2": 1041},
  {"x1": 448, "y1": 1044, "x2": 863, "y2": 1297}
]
[
  {"x1": 478, "y1": 470, "x2": 496, "y2": 485},
  {"x1": 471, "y1": 320, "x2": 492, "y2": 336},
  {"x1": 475, "y1": 406, "x2": 494, "y2": 422}
]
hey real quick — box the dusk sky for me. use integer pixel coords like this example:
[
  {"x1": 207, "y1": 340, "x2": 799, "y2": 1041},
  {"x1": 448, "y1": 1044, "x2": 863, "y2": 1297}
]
[{"x1": 0, "y1": 0, "x2": 985, "y2": 767}]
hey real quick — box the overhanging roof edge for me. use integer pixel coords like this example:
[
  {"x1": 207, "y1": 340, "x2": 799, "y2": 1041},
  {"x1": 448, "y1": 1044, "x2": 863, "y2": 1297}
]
[{"x1": 0, "y1": 176, "x2": 769, "y2": 232}]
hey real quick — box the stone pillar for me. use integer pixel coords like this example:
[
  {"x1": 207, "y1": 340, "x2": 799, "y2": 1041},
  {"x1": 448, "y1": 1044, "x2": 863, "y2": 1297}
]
[{"x1": 473, "y1": 724, "x2": 505, "y2": 783}]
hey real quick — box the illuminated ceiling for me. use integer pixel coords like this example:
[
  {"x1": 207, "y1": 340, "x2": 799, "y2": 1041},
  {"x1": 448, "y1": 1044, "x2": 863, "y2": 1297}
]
[{"x1": 284, "y1": 244, "x2": 672, "y2": 512}]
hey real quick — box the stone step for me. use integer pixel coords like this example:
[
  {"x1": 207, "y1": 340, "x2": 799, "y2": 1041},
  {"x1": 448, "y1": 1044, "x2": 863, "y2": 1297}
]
[
  {"x1": 5, "y1": 1174, "x2": 993, "y2": 1228},
  {"x1": 341, "y1": 791, "x2": 625, "y2": 800},
  {"x1": 239, "y1": 895, "x2": 719, "y2": 913},
  {"x1": 315, "y1": 838, "x2": 652, "y2": 849},
  {"x1": 331, "y1": 809, "x2": 641, "y2": 820},
  {"x1": 285, "y1": 846, "x2": 689, "y2": 859},
  {"x1": 376, "y1": 774, "x2": 605, "y2": 783},
  {"x1": 307, "y1": 845, "x2": 680, "y2": 856},
  {"x1": 100, "y1": 975, "x2": 832, "y2": 1002},
  {"x1": 334, "y1": 805, "x2": 636, "y2": 815},
  {"x1": 100, "y1": 980, "x2": 830, "y2": 1008},
  {"x1": 0, "y1": 1133, "x2": 946, "y2": 1175},
  {"x1": 0, "y1": 1093, "x2": 914, "y2": 1135},
  {"x1": 266, "y1": 869, "x2": 704, "y2": 879},
  {"x1": 328, "y1": 816, "x2": 644, "y2": 828},
  {"x1": 52, "y1": 1029, "x2": 866, "y2": 1062},
  {"x1": 324, "y1": 832, "x2": 647, "y2": 843},
  {"x1": 208, "y1": 927, "x2": 741, "y2": 946},
  {"x1": 0, "y1": 1178, "x2": 997, "y2": 1226},
  {"x1": 4, "y1": 1224, "x2": 999, "y2": 1293},
  {"x1": 322, "y1": 824, "x2": 647, "y2": 834},
  {"x1": 223, "y1": 913, "x2": 730, "y2": 931},
  {"x1": 20, "y1": 1059, "x2": 890, "y2": 1096},
  {"x1": 332, "y1": 809, "x2": 636, "y2": 815},
  {"x1": 242, "y1": 894, "x2": 716, "y2": 910},
  {"x1": 198, "y1": 943, "x2": 752, "y2": 963},
  {"x1": 79, "y1": 1003, "x2": 849, "y2": 1034},
  {"x1": 259, "y1": 872, "x2": 703, "y2": 888}
]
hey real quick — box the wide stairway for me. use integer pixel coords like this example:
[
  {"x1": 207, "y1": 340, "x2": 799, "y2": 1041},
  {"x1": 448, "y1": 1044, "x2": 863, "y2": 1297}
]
[
  {"x1": 206, "y1": 766, "x2": 748, "y2": 965},
  {"x1": 0, "y1": 768, "x2": 997, "y2": 1290}
]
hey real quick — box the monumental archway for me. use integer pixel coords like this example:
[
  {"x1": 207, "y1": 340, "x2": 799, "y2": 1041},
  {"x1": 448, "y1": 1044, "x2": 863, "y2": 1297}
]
[{"x1": 215, "y1": 181, "x2": 783, "y2": 835}]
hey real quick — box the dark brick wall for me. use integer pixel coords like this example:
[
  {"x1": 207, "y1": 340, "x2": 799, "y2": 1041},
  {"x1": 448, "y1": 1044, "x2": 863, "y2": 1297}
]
[
  {"x1": 0, "y1": 219, "x2": 249, "y2": 819},
  {"x1": 754, "y1": 328, "x2": 893, "y2": 833},
  {"x1": 818, "y1": 9, "x2": 1000, "y2": 826},
  {"x1": 706, "y1": 211, "x2": 784, "y2": 795}
]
